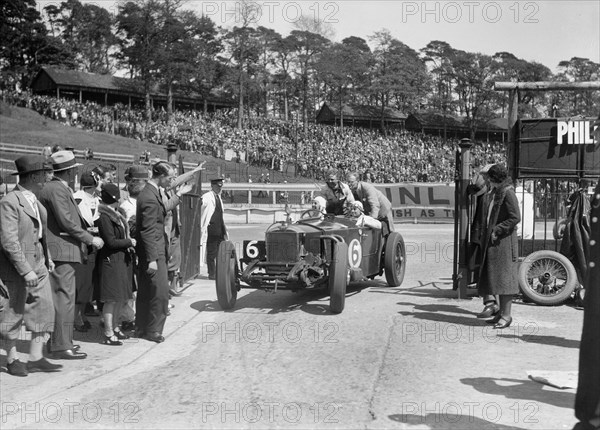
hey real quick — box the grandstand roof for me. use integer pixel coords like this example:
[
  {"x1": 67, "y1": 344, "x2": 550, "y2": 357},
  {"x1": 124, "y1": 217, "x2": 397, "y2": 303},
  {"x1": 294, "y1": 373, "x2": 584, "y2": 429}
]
[
  {"x1": 316, "y1": 102, "x2": 408, "y2": 124},
  {"x1": 30, "y1": 67, "x2": 233, "y2": 108},
  {"x1": 406, "y1": 112, "x2": 507, "y2": 132}
]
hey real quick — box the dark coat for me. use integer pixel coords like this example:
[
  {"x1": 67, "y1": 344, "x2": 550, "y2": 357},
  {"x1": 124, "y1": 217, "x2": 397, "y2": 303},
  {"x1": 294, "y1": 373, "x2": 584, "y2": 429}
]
[
  {"x1": 97, "y1": 204, "x2": 134, "y2": 302},
  {"x1": 476, "y1": 181, "x2": 521, "y2": 296},
  {"x1": 575, "y1": 181, "x2": 600, "y2": 425},
  {"x1": 38, "y1": 177, "x2": 94, "y2": 263},
  {"x1": 135, "y1": 182, "x2": 168, "y2": 266}
]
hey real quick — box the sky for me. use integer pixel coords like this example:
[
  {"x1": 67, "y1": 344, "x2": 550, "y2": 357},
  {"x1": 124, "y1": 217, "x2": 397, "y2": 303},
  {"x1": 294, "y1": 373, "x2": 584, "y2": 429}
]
[{"x1": 37, "y1": 0, "x2": 600, "y2": 73}]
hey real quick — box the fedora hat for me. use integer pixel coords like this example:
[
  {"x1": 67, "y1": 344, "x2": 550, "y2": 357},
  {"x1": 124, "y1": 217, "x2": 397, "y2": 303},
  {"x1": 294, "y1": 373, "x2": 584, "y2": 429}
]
[
  {"x1": 51, "y1": 151, "x2": 82, "y2": 172},
  {"x1": 11, "y1": 155, "x2": 52, "y2": 176},
  {"x1": 125, "y1": 165, "x2": 149, "y2": 180}
]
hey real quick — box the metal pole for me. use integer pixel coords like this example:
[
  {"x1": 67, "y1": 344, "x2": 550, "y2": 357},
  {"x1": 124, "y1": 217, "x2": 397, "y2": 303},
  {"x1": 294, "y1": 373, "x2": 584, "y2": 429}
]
[{"x1": 456, "y1": 138, "x2": 473, "y2": 298}]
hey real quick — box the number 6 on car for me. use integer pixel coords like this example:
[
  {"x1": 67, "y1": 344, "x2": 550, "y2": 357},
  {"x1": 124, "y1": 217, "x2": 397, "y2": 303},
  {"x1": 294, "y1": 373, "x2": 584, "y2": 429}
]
[{"x1": 215, "y1": 214, "x2": 406, "y2": 314}]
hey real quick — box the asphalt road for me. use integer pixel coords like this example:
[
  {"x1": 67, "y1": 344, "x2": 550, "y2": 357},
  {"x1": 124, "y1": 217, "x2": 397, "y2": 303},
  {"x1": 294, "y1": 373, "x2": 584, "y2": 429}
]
[{"x1": 0, "y1": 224, "x2": 582, "y2": 429}]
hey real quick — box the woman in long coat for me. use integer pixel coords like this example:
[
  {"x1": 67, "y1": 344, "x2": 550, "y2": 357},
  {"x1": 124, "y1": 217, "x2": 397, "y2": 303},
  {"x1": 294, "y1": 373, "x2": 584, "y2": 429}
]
[
  {"x1": 97, "y1": 183, "x2": 136, "y2": 345},
  {"x1": 477, "y1": 164, "x2": 521, "y2": 329}
]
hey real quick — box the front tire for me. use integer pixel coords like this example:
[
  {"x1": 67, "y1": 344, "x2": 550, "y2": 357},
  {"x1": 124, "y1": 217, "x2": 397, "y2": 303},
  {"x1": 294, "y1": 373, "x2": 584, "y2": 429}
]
[
  {"x1": 384, "y1": 232, "x2": 406, "y2": 287},
  {"x1": 329, "y1": 242, "x2": 348, "y2": 314},
  {"x1": 216, "y1": 241, "x2": 239, "y2": 310},
  {"x1": 518, "y1": 250, "x2": 577, "y2": 306}
]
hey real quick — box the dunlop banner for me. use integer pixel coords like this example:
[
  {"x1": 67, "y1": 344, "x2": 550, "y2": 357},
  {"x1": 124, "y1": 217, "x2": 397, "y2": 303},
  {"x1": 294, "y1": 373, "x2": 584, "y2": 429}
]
[{"x1": 375, "y1": 183, "x2": 455, "y2": 222}]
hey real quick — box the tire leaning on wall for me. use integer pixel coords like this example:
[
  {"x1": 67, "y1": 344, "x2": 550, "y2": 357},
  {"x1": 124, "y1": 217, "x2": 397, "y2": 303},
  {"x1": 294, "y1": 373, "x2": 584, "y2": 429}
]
[{"x1": 518, "y1": 250, "x2": 578, "y2": 305}]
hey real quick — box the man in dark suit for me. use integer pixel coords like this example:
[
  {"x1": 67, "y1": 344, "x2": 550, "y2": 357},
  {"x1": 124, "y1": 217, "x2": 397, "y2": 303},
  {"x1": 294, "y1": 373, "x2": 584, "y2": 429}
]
[
  {"x1": 200, "y1": 178, "x2": 229, "y2": 280},
  {"x1": 0, "y1": 156, "x2": 63, "y2": 375},
  {"x1": 135, "y1": 162, "x2": 190, "y2": 343},
  {"x1": 38, "y1": 151, "x2": 104, "y2": 359}
]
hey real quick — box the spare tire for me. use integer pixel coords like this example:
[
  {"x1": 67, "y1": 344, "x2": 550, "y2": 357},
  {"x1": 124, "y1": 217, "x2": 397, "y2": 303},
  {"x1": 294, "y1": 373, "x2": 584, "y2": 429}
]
[{"x1": 518, "y1": 250, "x2": 577, "y2": 306}]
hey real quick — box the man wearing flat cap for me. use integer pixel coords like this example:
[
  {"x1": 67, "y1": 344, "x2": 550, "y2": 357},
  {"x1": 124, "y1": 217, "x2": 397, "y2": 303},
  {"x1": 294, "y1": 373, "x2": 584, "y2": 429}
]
[
  {"x1": 38, "y1": 151, "x2": 104, "y2": 359},
  {"x1": 0, "y1": 155, "x2": 63, "y2": 375},
  {"x1": 200, "y1": 177, "x2": 229, "y2": 280}
]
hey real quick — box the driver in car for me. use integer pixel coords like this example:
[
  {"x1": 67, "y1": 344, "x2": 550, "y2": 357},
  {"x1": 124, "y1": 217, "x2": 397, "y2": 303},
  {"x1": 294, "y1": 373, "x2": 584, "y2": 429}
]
[
  {"x1": 316, "y1": 169, "x2": 354, "y2": 215},
  {"x1": 348, "y1": 201, "x2": 382, "y2": 229}
]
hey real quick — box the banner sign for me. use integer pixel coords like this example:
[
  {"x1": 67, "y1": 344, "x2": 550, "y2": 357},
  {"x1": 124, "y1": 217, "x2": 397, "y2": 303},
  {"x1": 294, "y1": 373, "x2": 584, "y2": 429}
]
[{"x1": 375, "y1": 183, "x2": 455, "y2": 221}]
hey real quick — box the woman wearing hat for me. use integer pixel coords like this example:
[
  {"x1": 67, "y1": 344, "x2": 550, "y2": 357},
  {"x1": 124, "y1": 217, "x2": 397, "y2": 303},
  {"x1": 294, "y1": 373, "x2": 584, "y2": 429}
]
[{"x1": 97, "y1": 183, "x2": 136, "y2": 345}]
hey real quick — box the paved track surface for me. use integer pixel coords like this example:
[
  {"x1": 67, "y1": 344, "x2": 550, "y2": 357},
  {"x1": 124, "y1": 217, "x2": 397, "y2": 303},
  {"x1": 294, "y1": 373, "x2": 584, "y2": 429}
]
[{"x1": 0, "y1": 224, "x2": 581, "y2": 429}]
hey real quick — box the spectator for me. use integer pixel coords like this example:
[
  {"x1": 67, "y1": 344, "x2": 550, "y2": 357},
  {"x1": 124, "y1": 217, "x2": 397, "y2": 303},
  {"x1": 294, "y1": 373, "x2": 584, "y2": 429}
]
[
  {"x1": 97, "y1": 183, "x2": 136, "y2": 346},
  {"x1": 38, "y1": 151, "x2": 105, "y2": 360},
  {"x1": 0, "y1": 156, "x2": 62, "y2": 376}
]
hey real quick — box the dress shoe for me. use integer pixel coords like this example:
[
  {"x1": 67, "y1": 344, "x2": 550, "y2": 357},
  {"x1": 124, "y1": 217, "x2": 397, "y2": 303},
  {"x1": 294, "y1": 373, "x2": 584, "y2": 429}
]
[
  {"x1": 102, "y1": 335, "x2": 123, "y2": 346},
  {"x1": 7, "y1": 359, "x2": 28, "y2": 377},
  {"x1": 486, "y1": 314, "x2": 503, "y2": 324},
  {"x1": 145, "y1": 333, "x2": 165, "y2": 343},
  {"x1": 52, "y1": 349, "x2": 88, "y2": 360},
  {"x1": 27, "y1": 358, "x2": 63, "y2": 373},
  {"x1": 113, "y1": 329, "x2": 130, "y2": 340},
  {"x1": 477, "y1": 303, "x2": 499, "y2": 319},
  {"x1": 82, "y1": 321, "x2": 92, "y2": 330},
  {"x1": 494, "y1": 316, "x2": 513, "y2": 329},
  {"x1": 208, "y1": 275, "x2": 215, "y2": 280}
]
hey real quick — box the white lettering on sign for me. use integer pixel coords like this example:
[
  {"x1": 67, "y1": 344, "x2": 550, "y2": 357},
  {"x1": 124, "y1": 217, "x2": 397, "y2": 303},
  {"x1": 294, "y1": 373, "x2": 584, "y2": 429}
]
[{"x1": 557, "y1": 120, "x2": 598, "y2": 145}]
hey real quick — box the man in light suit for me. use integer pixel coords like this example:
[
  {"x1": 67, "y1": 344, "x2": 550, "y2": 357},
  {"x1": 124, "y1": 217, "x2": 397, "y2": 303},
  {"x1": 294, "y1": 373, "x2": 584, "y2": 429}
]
[
  {"x1": 38, "y1": 151, "x2": 104, "y2": 359},
  {"x1": 346, "y1": 172, "x2": 395, "y2": 231},
  {"x1": 0, "y1": 156, "x2": 62, "y2": 375},
  {"x1": 200, "y1": 178, "x2": 229, "y2": 280},
  {"x1": 135, "y1": 162, "x2": 190, "y2": 343}
]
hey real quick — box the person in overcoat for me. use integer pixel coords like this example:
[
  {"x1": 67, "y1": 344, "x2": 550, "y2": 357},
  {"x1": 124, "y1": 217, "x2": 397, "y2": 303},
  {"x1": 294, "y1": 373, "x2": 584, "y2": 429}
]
[
  {"x1": 97, "y1": 183, "x2": 135, "y2": 346},
  {"x1": 0, "y1": 156, "x2": 63, "y2": 375},
  {"x1": 476, "y1": 164, "x2": 520, "y2": 329},
  {"x1": 38, "y1": 151, "x2": 104, "y2": 359},
  {"x1": 135, "y1": 162, "x2": 189, "y2": 343}
]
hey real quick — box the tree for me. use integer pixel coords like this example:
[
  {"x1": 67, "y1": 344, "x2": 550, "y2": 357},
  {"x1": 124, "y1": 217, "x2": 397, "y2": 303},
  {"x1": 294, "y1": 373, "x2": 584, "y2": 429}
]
[
  {"x1": 115, "y1": 0, "x2": 165, "y2": 121},
  {"x1": 421, "y1": 40, "x2": 455, "y2": 113},
  {"x1": 556, "y1": 57, "x2": 600, "y2": 116},
  {"x1": 271, "y1": 34, "x2": 296, "y2": 120},
  {"x1": 315, "y1": 41, "x2": 370, "y2": 131},
  {"x1": 0, "y1": 0, "x2": 63, "y2": 87},
  {"x1": 43, "y1": 0, "x2": 117, "y2": 73},
  {"x1": 288, "y1": 30, "x2": 330, "y2": 131},
  {"x1": 369, "y1": 29, "x2": 429, "y2": 132},
  {"x1": 451, "y1": 50, "x2": 496, "y2": 139}
]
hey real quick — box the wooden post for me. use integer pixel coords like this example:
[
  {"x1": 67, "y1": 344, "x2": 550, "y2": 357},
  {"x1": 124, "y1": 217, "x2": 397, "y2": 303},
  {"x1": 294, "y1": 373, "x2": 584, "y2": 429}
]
[{"x1": 507, "y1": 89, "x2": 519, "y2": 181}]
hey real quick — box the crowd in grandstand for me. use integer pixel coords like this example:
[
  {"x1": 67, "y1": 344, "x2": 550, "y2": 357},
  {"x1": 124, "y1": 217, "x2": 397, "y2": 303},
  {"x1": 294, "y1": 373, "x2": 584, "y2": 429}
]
[{"x1": 3, "y1": 90, "x2": 506, "y2": 183}]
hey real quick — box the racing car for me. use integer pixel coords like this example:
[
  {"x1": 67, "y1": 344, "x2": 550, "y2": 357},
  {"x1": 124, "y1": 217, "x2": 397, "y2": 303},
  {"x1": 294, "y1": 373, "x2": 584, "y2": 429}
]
[{"x1": 215, "y1": 209, "x2": 407, "y2": 313}]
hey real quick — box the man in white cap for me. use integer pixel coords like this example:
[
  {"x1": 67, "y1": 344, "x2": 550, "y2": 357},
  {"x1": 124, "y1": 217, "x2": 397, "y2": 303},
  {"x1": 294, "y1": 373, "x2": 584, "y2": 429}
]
[{"x1": 38, "y1": 150, "x2": 104, "y2": 359}]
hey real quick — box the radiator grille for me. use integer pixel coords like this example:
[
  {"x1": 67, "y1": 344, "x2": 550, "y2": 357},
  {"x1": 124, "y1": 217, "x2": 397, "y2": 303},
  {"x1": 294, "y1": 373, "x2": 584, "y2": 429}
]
[{"x1": 266, "y1": 231, "x2": 300, "y2": 262}]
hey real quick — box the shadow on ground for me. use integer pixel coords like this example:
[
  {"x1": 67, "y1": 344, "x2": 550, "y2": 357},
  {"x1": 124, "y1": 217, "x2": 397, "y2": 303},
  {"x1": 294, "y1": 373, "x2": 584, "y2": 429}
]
[
  {"x1": 388, "y1": 413, "x2": 526, "y2": 429},
  {"x1": 460, "y1": 377, "x2": 576, "y2": 409}
]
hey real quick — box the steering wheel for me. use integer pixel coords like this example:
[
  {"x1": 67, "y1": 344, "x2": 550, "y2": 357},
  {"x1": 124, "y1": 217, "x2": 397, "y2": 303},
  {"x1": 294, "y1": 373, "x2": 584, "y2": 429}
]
[{"x1": 300, "y1": 209, "x2": 323, "y2": 219}]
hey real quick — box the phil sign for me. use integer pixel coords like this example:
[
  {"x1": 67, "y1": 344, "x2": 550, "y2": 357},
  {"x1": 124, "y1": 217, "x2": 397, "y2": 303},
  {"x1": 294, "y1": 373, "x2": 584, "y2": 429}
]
[
  {"x1": 556, "y1": 120, "x2": 598, "y2": 145},
  {"x1": 517, "y1": 118, "x2": 600, "y2": 178}
]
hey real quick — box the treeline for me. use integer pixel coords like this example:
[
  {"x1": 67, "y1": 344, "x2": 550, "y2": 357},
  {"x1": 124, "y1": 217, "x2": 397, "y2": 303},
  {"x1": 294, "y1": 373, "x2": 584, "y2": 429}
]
[{"x1": 2, "y1": 0, "x2": 599, "y2": 138}]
